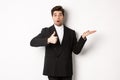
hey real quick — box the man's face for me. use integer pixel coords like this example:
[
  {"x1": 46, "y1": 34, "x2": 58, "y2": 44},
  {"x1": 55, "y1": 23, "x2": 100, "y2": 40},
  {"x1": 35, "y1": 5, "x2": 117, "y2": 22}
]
[{"x1": 52, "y1": 11, "x2": 64, "y2": 26}]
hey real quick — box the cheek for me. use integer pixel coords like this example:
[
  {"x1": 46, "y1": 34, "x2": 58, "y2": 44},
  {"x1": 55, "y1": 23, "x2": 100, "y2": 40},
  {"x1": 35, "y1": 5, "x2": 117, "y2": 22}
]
[
  {"x1": 60, "y1": 17, "x2": 64, "y2": 21},
  {"x1": 52, "y1": 17, "x2": 56, "y2": 21},
  {"x1": 61, "y1": 16, "x2": 64, "y2": 19}
]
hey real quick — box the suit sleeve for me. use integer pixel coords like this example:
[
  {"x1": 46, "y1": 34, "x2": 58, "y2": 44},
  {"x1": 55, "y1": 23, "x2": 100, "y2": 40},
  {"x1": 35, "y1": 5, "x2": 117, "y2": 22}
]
[
  {"x1": 72, "y1": 31, "x2": 87, "y2": 54},
  {"x1": 30, "y1": 28, "x2": 49, "y2": 47}
]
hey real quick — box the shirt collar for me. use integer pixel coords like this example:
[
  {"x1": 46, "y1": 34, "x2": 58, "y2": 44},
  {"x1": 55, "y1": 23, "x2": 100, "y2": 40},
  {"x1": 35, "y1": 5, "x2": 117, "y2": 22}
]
[{"x1": 54, "y1": 24, "x2": 64, "y2": 29}]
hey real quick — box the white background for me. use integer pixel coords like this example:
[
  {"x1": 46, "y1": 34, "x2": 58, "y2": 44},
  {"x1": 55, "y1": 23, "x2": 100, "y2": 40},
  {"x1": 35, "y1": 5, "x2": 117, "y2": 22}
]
[{"x1": 0, "y1": 0, "x2": 120, "y2": 80}]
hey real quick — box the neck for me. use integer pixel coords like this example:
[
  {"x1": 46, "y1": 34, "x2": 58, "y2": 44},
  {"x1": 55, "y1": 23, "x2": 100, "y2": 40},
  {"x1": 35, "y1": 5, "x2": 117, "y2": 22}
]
[{"x1": 54, "y1": 24, "x2": 63, "y2": 27}]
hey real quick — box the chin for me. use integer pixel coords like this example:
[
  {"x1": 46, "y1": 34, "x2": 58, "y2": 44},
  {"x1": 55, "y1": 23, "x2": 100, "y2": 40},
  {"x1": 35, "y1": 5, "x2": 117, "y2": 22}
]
[
  {"x1": 57, "y1": 24, "x2": 61, "y2": 26},
  {"x1": 55, "y1": 23, "x2": 62, "y2": 26}
]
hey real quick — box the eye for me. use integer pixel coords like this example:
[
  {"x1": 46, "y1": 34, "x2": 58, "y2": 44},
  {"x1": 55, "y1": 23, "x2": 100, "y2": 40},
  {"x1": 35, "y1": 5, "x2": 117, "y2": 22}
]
[
  {"x1": 59, "y1": 13, "x2": 63, "y2": 16},
  {"x1": 53, "y1": 14, "x2": 57, "y2": 17}
]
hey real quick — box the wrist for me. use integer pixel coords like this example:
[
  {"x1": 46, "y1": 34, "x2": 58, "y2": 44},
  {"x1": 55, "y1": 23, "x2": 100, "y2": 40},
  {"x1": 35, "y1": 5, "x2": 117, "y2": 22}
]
[
  {"x1": 82, "y1": 35, "x2": 86, "y2": 40},
  {"x1": 82, "y1": 35, "x2": 85, "y2": 39}
]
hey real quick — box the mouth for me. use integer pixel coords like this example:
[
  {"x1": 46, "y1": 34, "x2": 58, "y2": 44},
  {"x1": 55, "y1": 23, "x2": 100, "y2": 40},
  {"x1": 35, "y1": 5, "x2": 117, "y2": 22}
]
[{"x1": 57, "y1": 20, "x2": 60, "y2": 22}]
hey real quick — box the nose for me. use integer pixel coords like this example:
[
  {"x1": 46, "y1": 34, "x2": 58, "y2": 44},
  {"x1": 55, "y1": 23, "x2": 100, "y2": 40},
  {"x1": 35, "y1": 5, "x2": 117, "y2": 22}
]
[
  {"x1": 57, "y1": 16, "x2": 60, "y2": 19},
  {"x1": 56, "y1": 15, "x2": 60, "y2": 18}
]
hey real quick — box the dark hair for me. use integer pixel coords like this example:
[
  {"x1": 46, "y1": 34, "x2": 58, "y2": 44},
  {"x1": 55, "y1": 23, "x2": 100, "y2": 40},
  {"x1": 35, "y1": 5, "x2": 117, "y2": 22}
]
[{"x1": 51, "y1": 6, "x2": 64, "y2": 16}]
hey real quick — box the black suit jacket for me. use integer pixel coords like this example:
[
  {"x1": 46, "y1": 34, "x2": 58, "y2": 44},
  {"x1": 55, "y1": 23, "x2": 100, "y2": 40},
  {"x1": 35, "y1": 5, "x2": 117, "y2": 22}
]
[{"x1": 30, "y1": 25, "x2": 86, "y2": 77}]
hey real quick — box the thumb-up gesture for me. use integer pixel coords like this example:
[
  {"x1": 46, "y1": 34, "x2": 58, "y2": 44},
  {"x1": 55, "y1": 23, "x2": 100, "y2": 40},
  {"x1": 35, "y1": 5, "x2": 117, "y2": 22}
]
[
  {"x1": 47, "y1": 31, "x2": 58, "y2": 44},
  {"x1": 82, "y1": 30, "x2": 96, "y2": 39}
]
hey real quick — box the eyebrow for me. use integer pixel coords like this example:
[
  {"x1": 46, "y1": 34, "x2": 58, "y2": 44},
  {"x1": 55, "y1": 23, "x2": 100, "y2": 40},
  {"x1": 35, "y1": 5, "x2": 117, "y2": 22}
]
[{"x1": 53, "y1": 13, "x2": 62, "y2": 15}]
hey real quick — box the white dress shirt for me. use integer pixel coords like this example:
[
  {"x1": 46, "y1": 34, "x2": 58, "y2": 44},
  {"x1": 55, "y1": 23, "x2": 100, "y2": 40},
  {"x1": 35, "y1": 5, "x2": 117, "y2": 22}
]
[{"x1": 54, "y1": 24, "x2": 64, "y2": 44}]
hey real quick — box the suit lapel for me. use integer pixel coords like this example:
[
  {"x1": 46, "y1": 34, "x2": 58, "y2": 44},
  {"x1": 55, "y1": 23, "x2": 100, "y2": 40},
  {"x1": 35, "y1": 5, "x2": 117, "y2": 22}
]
[
  {"x1": 49, "y1": 25, "x2": 69, "y2": 57},
  {"x1": 50, "y1": 25, "x2": 68, "y2": 45},
  {"x1": 61, "y1": 26, "x2": 68, "y2": 45},
  {"x1": 57, "y1": 26, "x2": 69, "y2": 57}
]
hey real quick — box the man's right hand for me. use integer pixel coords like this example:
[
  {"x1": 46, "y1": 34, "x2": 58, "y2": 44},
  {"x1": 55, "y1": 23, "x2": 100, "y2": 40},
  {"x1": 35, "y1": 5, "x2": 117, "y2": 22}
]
[{"x1": 47, "y1": 31, "x2": 58, "y2": 44}]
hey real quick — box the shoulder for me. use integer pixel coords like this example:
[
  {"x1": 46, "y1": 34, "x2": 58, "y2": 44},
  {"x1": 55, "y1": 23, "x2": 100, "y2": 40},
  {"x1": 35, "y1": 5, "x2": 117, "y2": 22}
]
[
  {"x1": 64, "y1": 25, "x2": 76, "y2": 34},
  {"x1": 41, "y1": 25, "x2": 53, "y2": 32},
  {"x1": 43, "y1": 25, "x2": 54, "y2": 30}
]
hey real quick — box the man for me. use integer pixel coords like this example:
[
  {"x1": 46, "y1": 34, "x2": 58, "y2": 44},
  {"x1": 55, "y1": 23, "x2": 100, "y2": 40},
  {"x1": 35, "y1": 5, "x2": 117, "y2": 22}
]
[{"x1": 30, "y1": 6, "x2": 96, "y2": 80}]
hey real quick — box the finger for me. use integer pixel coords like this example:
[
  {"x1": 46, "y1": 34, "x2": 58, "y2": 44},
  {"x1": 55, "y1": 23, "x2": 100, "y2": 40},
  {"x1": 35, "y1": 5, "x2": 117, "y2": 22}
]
[
  {"x1": 52, "y1": 31, "x2": 56, "y2": 36},
  {"x1": 85, "y1": 30, "x2": 90, "y2": 34},
  {"x1": 54, "y1": 36, "x2": 58, "y2": 39},
  {"x1": 91, "y1": 30, "x2": 96, "y2": 32},
  {"x1": 86, "y1": 31, "x2": 96, "y2": 36},
  {"x1": 89, "y1": 30, "x2": 96, "y2": 34}
]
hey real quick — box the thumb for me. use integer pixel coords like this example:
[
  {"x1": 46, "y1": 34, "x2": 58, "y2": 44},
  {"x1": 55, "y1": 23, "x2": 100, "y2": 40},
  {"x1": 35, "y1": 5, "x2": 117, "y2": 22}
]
[{"x1": 51, "y1": 31, "x2": 56, "y2": 36}]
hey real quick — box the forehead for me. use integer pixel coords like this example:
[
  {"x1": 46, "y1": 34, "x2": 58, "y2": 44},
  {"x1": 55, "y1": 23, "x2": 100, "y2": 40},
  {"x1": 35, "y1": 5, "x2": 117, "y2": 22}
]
[{"x1": 53, "y1": 11, "x2": 63, "y2": 14}]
